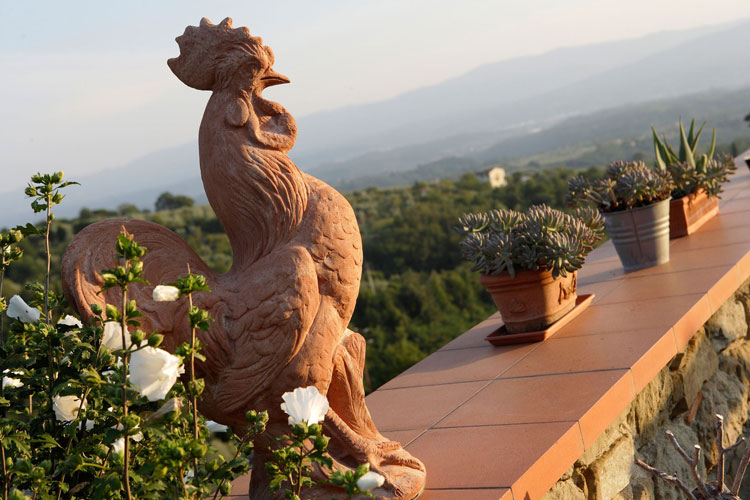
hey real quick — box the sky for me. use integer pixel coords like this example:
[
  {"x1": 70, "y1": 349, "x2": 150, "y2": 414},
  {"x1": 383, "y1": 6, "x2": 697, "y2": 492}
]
[{"x1": 1, "y1": 0, "x2": 750, "y2": 192}]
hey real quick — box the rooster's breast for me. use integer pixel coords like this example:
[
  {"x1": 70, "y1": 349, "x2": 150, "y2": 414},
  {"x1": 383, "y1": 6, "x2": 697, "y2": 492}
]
[{"x1": 296, "y1": 175, "x2": 363, "y2": 327}]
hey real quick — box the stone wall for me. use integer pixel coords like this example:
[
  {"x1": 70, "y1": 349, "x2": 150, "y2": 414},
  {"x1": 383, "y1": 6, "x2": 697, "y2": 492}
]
[{"x1": 543, "y1": 279, "x2": 750, "y2": 500}]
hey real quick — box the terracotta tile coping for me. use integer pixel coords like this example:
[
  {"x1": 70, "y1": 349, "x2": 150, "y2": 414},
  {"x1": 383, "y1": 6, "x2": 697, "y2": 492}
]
[{"x1": 364, "y1": 158, "x2": 750, "y2": 500}]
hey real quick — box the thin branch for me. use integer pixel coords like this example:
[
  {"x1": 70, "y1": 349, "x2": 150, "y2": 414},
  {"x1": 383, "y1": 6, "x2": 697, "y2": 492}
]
[
  {"x1": 731, "y1": 439, "x2": 750, "y2": 495},
  {"x1": 665, "y1": 431, "x2": 710, "y2": 498},
  {"x1": 635, "y1": 459, "x2": 697, "y2": 500}
]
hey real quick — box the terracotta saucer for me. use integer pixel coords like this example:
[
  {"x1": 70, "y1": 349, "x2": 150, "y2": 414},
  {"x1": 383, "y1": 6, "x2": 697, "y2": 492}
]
[{"x1": 485, "y1": 294, "x2": 594, "y2": 346}]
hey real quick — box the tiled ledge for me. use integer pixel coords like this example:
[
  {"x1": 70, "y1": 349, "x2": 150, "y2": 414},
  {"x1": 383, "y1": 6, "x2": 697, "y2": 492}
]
[{"x1": 364, "y1": 155, "x2": 750, "y2": 500}]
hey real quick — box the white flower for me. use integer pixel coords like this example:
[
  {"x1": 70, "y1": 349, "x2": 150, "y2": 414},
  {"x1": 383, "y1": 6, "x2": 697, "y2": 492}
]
[
  {"x1": 115, "y1": 423, "x2": 143, "y2": 442},
  {"x1": 2, "y1": 376, "x2": 23, "y2": 389},
  {"x1": 356, "y1": 471, "x2": 385, "y2": 492},
  {"x1": 2, "y1": 369, "x2": 23, "y2": 389},
  {"x1": 129, "y1": 347, "x2": 185, "y2": 401},
  {"x1": 57, "y1": 315, "x2": 83, "y2": 328},
  {"x1": 111, "y1": 437, "x2": 125, "y2": 456},
  {"x1": 205, "y1": 420, "x2": 228, "y2": 434},
  {"x1": 6, "y1": 296, "x2": 40, "y2": 323},
  {"x1": 152, "y1": 285, "x2": 180, "y2": 302},
  {"x1": 102, "y1": 321, "x2": 131, "y2": 350},
  {"x1": 280, "y1": 386, "x2": 329, "y2": 426},
  {"x1": 53, "y1": 394, "x2": 85, "y2": 422}
]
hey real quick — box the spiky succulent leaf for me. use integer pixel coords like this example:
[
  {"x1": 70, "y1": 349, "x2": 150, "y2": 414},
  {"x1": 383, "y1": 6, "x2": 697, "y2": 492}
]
[{"x1": 456, "y1": 204, "x2": 605, "y2": 277}]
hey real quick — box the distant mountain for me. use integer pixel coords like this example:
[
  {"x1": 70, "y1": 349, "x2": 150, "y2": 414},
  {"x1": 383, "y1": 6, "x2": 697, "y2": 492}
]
[
  {"x1": 2, "y1": 20, "x2": 748, "y2": 228},
  {"x1": 337, "y1": 85, "x2": 750, "y2": 191},
  {"x1": 305, "y1": 19, "x2": 750, "y2": 183},
  {"x1": 292, "y1": 20, "x2": 746, "y2": 168}
]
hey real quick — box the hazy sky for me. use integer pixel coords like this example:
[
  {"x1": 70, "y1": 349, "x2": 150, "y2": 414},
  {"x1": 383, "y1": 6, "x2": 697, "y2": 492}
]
[{"x1": 2, "y1": 0, "x2": 750, "y2": 192}]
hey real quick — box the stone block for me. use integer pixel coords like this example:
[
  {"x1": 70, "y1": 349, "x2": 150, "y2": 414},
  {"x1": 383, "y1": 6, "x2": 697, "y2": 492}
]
[
  {"x1": 541, "y1": 479, "x2": 586, "y2": 500},
  {"x1": 705, "y1": 299, "x2": 748, "y2": 352},
  {"x1": 719, "y1": 339, "x2": 750, "y2": 389},
  {"x1": 631, "y1": 365, "x2": 672, "y2": 444},
  {"x1": 640, "y1": 421, "x2": 705, "y2": 500},
  {"x1": 577, "y1": 409, "x2": 631, "y2": 468},
  {"x1": 584, "y1": 436, "x2": 635, "y2": 500},
  {"x1": 695, "y1": 370, "x2": 749, "y2": 467},
  {"x1": 670, "y1": 329, "x2": 718, "y2": 418}
]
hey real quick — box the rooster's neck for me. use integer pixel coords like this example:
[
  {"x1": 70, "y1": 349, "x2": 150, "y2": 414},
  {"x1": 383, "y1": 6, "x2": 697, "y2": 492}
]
[{"x1": 198, "y1": 93, "x2": 308, "y2": 272}]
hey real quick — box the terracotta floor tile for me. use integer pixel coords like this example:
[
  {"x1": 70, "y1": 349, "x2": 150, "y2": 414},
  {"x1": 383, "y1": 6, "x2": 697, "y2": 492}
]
[
  {"x1": 441, "y1": 313, "x2": 503, "y2": 351},
  {"x1": 672, "y1": 295, "x2": 713, "y2": 351},
  {"x1": 420, "y1": 489, "x2": 512, "y2": 500},
  {"x1": 739, "y1": 252, "x2": 750, "y2": 282},
  {"x1": 500, "y1": 329, "x2": 674, "y2": 382},
  {"x1": 666, "y1": 243, "x2": 750, "y2": 272},
  {"x1": 367, "y1": 381, "x2": 487, "y2": 432},
  {"x1": 510, "y1": 423, "x2": 586, "y2": 500},
  {"x1": 630, "y1": 328, "x2": 679, "y2": 392},
  {"x1": 380, "y1": 428, "x2": 425, "y2": 448},
  {"x1": 670, "y1": 225, "x2": 750, "y2": 252},
  {"x1": 230, "y1": 473, "x2": 250, "y2": 497},
  {"x1": 380, "y1": 343, "x2": 538, "y2": 389},
  {"x1": 436, "y1": 370, "x2": 630, "y2": 428},
  {"x1": 559, "y1": 293, "x2": 705, "y2": 337},
  {"x1": 578, "y1": 279, "x2": 620, "y2": 305},
  {"x1": 405, "y1": 422, "x2": 583, "y2": 490},
  {"x1": 595, "y1": 265, "x2": 734, "y2": 306},
  {"x1": 707, "y1": 266, "x2": 742, "y2": 312},
  {"x1": 585, "y1": 241, "x2": 620, "y2": 263},
  {"x1": 577, "y1": 258, "x2": 626, "y2": 285},
  {"x1": 578, "y1": 372, "x2": 636, "y2": 448}
]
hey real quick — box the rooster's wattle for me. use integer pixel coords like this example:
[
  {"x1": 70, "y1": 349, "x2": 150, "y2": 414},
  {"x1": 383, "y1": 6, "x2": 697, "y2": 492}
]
[{"x1": 61, "y1": 17, "x2": 426, "y2": 500}]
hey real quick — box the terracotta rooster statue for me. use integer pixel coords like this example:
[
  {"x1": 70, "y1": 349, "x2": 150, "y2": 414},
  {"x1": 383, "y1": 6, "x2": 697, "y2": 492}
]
[{"x1": 61, "y1": 17, "x2": 426, "y2": 500}]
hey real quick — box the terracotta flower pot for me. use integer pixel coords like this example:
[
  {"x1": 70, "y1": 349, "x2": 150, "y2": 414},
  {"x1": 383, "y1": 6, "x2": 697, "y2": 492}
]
[
  {"x1": 669, "y1": 189, "x2": 719, "y2": 239},
  {"x1": 479, "y1": 269, "x2": 577, "y2": 334}
]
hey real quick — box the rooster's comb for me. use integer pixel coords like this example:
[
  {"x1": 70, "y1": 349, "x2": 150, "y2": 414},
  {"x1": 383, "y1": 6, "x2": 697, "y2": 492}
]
[{"x1": 168, "y1": 17, "x2": 267, "y2": 90}]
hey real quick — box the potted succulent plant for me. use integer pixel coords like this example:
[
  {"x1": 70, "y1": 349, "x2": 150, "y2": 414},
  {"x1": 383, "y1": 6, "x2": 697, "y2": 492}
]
[
  {"x1": 652, "y1": 118, "x2": 736, "y2": 237},
  {"x1": 567, "y1": 160, "x2": 673, "y2": 272},
  {"x1": 455, "y1": 204, "x2": 604, "y2": 334}
]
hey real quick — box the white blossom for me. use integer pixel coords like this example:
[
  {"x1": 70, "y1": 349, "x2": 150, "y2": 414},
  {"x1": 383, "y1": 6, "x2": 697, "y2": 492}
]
[
  {"x1": 2, "y1": 369, "x2": 23, "y2": 389},
  {"x1": 2, "y1": 375, "x2": 23, "y2": 389},
  {"x1": 111, "y1": 437, "x2": 125, "y2": 456},
  {"x1": 102, "y1": 321, "x2": 131, "y2": 350},
  {"x1": 57, "y1": 315, "x2": 83, "y2": 328},
  {"x1": 205, "y1": 420, "x2": 228, "y2": 434},
  {"x1": 280, "y1": 386, "x2": 329, "y2": 426},
  {"x1": 152, "y1": 285, "x2": 180, "y2": 302},
  {"x1": 115, "y1": 423, "x2": 143, "y2": 442},
  {"x1": 53, "y1": 394, "x2": 85, "y2": 422},
  {"x1": 356, "y1": 471, "x2": 385, "y2": 492},
  {"x1": 6, "y1": 295, "x2": 40, "y2": 323},
  {"x1": 129, "y1": 347, "x2": 185, "y2": 401}
]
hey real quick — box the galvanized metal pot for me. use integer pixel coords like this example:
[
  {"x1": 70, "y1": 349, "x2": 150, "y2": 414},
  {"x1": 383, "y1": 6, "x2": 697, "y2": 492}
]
[{"x1": 604, "y1": 198, "x2": 670, "y2": 272}]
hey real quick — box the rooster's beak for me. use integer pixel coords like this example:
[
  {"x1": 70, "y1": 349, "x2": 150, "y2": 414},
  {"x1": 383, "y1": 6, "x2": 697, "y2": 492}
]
[{"x1": 260, "y1": 69, "x2": 291, "y2": 88}]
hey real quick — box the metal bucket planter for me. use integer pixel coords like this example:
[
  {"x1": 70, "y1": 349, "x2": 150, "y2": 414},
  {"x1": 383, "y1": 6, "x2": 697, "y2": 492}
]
[
  {"x1": 479, "y1": 269, "x2": 577, "y2": 333},
  {"x1": 604, "y1": 198, "x2": 670, "y2": 272}
]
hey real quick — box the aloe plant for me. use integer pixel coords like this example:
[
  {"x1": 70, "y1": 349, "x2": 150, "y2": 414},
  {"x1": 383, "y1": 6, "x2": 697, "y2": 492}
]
[
  {"x1": 455, "y1": 204, "x2": 604, "y2": 278},
  {"x1": 652, "y1": 118, "x2": 735, "y2": 198},
  {"x1": 652, "y1": 118, "x2": 716, "y2": 172},
  {"x1": 566, "y1": 160, "x2": 673, "y2": 213}
]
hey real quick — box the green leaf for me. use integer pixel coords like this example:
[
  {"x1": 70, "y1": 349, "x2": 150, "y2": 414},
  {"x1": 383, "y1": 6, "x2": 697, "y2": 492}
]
[{"x1": 679, "y1": 120, "x2": 695, "y2": 168}]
